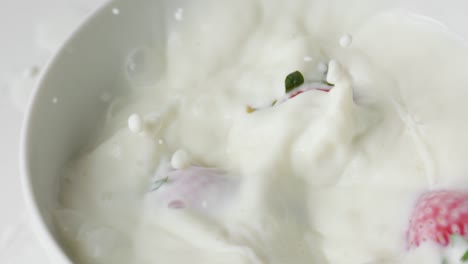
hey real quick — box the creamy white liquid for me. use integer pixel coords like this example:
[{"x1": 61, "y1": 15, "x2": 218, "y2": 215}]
[{"x1": 56, "y1": 1, "x2": 468, "y2": 263}]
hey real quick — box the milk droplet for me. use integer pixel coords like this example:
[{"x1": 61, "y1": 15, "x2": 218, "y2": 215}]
[
  {"x1": 303, "y1": 56, "x2": 313, "y2": 62},
  {"x1": 174, "y1": 8, "x2": 184, "y2": 21},
  {"x1": 339, "y1": 34, "x2": 353, "y2": 47},
  {"x1": 125, "y1": 47, "x2": 158, "y2": 86},
  {"x1": 112, "y1": 8, "x2": 120, "y2": 15},
  {"x1": 171, "y1": 149, "x2": 191, "y2": 169},
  {"x1": 128, "y1": 113, "x2": 143, "y2": 133}
]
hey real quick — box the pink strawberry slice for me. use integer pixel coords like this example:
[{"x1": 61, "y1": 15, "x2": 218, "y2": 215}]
[
  {"x1": 288, "y1": 87, "x2": 330, "y2": 99},
  {"x1": 289, "y1": 90, "x2": 305, "y2": 99},
  {"x1": 406, "y1": 190, "x2": 468, "y2": 248},
  {"x1": 150, "y1": 166, "x2": 238, "y2": 213}
]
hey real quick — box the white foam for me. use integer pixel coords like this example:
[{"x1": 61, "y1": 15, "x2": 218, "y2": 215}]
[{"x1": 128, "y1": 113, "x2": 143, "y2": 134}]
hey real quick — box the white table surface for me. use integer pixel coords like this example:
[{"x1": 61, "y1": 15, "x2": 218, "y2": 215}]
[{"x1": 0, "y1": 1, "x2": 104, "y2": 263}]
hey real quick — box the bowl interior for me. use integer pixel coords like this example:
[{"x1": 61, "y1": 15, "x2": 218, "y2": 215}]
[
  {"x1": 21, "y1": 0, "x2": 184, "y2": 261},
  {"x1": 21, "y1": 0, "x2": 468, "y2": 262}
]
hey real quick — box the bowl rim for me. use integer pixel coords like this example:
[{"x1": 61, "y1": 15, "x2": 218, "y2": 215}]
[{"x1": 19, "y1": 0, "x2": 116, "y2": 262}]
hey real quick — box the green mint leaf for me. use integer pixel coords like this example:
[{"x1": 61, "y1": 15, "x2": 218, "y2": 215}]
[
  {"x1": 150, "y1": 176, "x2": 169, "y2": 192},
  {"x1": 285, "y1": 71, "x2": 304, "y2": 93},
  {"x1": 462, "y1": 249, "x2": 468, "y2": 262}
]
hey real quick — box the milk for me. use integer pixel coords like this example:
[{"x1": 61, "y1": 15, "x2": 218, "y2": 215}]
[{"x1": 56, "y1": 1, "x2": 468, "y2": 263}]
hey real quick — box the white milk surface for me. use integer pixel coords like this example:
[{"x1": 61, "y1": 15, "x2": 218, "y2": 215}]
[{"x1": 56, "y1": 1, "x2": 468, "y2": 263}]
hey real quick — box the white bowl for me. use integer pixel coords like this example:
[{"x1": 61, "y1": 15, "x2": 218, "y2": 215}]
[
  {"x1": 19, "y1": 0, "x2": 468, "y2": 262},
  {"x1": 19, "y1": 0, "x2": 179, "y2": 262}
]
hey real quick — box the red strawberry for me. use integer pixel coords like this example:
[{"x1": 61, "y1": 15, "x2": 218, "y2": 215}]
[
  {"x1": 250, "y1": 83, "x2": 332, "y2": 112},
  {"x1": 289, "y1": 90, "x2": 305, "y2": 99},
  {"x1": 316, "y1": 88, "x2": 331, "y2": 92},
  {"x1": 287, "y1": 87, "x2": 330, "y2": 99},
  {"x1": 406, "y1": 190, "x2": 468, "y2": 248}
]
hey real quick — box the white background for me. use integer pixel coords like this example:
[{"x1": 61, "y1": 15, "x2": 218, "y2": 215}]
[{"x1": 0, "y1": 1, "x2": 104, "y2": 263}]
